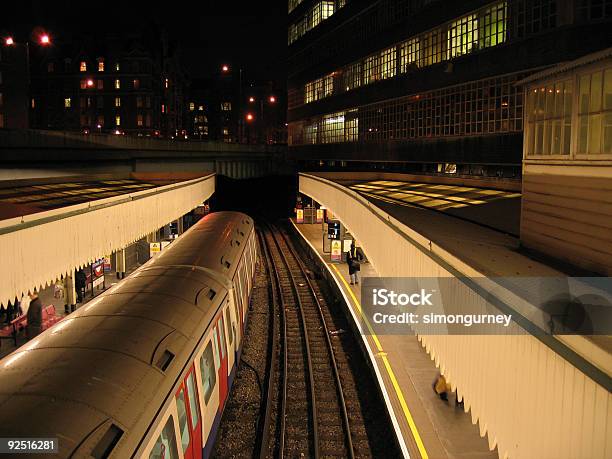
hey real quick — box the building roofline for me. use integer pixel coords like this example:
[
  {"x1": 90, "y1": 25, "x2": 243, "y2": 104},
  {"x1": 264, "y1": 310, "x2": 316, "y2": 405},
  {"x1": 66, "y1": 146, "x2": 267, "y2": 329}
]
[{"x1": 516, "y1": 47, "x2": 612, "y2": 85}]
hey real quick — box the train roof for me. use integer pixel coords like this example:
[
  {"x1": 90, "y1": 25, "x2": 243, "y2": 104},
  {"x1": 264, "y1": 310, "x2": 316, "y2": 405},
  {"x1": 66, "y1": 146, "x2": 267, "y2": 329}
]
[{"x1": 0, "y1": 211, "x2": 254, "y2": 457}]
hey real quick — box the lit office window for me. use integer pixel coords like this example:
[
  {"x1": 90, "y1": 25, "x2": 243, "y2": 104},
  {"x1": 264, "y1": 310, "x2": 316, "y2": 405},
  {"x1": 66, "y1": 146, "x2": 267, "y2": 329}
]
[
  {"x1": 198, "y1": 105, "x2": 204, "y2": 111},
  {"x1": 161, "y1": 104, "x2": 166, "y2": 113},
  {"x1": 115, "y1": 115, "x2": 121, "y2": 126},
  {"x1": 447, "y1": 14, "x2": 478, "y2": 59},
  {"x1": 115, "y1": 62, "x2": 120, "y2": 71},
  {"x1": 114, "y1": 97, "x2": 121, "y2": 107},
  {"x1": 133, "y1": 79, "x2": 140, "y2": 89},
  {"x1": 479, "y1": 2, "x2": 507, "y2": 48},
  {"x1": 304, "y1": 74, "x2": 334, "y2": 104},
  {"x1": 137, "y1": 114, "x2": 143, "y2": 127},
  {"x1": 321, "y1": 112, "x2": 345, "y2": 144},
  {"x1": 31, "y1": 98, "x2": 35, "y2": 109},
  {"x1": 80, "y1": 61, "x2": 87, "y2": 72},
  {"x1": 165, "y1": 78, "x2": 169, "y2": 89},
  {"x1": 577, "y1": 69, "x2": 612, "y2": 154},
  {"x1": 64, "y1": 98, "x2": 71, "y2": 108},
  {"x1": 380, "y1": 47, "x2": 396, "y2": 80},
  {"x1": 344, "y1": 62, "x2": 362, "y2": 92},
  {"x1": 221, "y1": 102, "x2": 232, "y2": 111},
  {"x1": 292, "y1": 75, "x2": 524, "y2": 145},
  {"x1": 189, "y1": 102, "x2": 195, "y2": 111},
  {"x1": 422, "y1": 29, "x2": 443, "y2": 66},
  {"x1": 98, "y1": 59, "x2": 104, "y2": 72},
  {"x1": 400, "y1": 38, "x2": 421, "y2": 73},
  {"x1": 526, "y1": 81, "x2": 572, "y2": 156},
  {"x1": 80, "y1": 80, "x2": 88, "y2": 90},
  {"x1": 114, "y1": 79, "x2": 120, "y2": 89}
]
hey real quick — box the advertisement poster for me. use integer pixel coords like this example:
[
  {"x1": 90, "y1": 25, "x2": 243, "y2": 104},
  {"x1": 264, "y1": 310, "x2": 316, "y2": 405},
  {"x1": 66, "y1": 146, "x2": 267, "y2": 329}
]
[
  {"x1": 150, "y1": 242, "x2": 161, "y2": 258},
  {"x1": 331, "y1": 240, "x2": 342, "y2": 262},
  {"x1": 103, "y1": 255, "x2": 112, "y2": 273},
  {"x1": 296, "y1": 208, "x2": 304, "y2": 223},
  {"x1": 316, "y1": 208, "x2": 324, "y2": 223}
]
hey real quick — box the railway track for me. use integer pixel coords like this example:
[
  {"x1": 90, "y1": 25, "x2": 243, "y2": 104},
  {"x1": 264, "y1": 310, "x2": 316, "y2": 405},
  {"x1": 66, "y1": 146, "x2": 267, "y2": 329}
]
[{"x1": 259, "y1": 221, "x2": 358, "y2": 458}]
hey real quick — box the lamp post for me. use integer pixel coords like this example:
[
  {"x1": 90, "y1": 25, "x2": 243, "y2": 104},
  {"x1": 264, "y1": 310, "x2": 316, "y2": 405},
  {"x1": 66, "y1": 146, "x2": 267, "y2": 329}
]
[
  {"x1": 3, "y1": 32, "x2": 52, "y2": 129},
  {"x1": 221, "y1": 64, "x2": 244, "y2": 142}
]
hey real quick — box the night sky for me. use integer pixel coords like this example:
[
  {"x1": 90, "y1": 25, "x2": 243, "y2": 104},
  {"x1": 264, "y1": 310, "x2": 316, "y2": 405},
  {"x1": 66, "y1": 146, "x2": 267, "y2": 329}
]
[{"x1": 1, "y1": 1, "x2": 287, "y2": 86}]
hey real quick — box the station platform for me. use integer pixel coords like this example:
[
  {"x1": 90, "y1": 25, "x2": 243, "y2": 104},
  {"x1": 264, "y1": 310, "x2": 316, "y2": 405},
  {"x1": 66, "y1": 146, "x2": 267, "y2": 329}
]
[
  {"x1": 291, "y1": 220, "x2": 496, "y2": 459},
  {"x1": 298, "y1": 172, "x2": 612, "y2": 459}
]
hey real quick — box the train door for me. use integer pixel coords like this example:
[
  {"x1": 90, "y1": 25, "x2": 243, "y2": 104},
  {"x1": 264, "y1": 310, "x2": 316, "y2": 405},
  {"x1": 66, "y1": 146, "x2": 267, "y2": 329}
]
[
  {"x1": 197, "y1": 339, "x2": 218, "y2": 457},
  {"x1": 175, "y1": 366, "x2": 203, "y2": 459},
  {"x1": 224, "y1": 305, "x2": 236, "y2": 374},
  {"x1": 216, "y1": 316, "x2": 229, "y2": 410}
]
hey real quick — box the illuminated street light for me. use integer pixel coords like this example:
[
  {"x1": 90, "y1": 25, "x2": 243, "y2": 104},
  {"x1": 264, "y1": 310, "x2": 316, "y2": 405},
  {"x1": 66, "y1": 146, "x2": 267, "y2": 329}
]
[
  {"x1": 5, "y1": 37, "x2": 14, "y2": 46},
  {"x1": 39, "y1": 34, "x2": 50, "y2": 45},
  {"x1": 269, "y1": 95, "x2": 276, "y2": 103},
  {"x1": 249, "y1": 96, "x2": 255, "y2": 103},
  {"x1": 86, "y1": 79, "x2": 94, "y2": 87},
  {"x1": 221, "y1": 64, "x2": 229, "y2": 72},
  {"x1": 246, "y1": 113, "x2": 254, "y2": 121}
]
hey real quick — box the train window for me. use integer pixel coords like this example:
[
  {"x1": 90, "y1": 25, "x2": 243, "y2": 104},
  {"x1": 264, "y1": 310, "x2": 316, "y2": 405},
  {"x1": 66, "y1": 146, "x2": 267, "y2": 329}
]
[
  {"x1": 186, "y1": 372, "x2": 200, "y2": 428},
  {"x1": 219, "y1": 317, "x2": 227, "y2": 359},
  {"x1": 200, "y1": 342, "x2": 216, "y2": 404},
  {"x1": 225, "y1": 308, "x2": 233, "y2": 345},
  {"x1": 176, "y1": 388, "x2": 190, "y2": 452},
  {"x1": 149, "y1": 416, "x2": 179, "y2": 459}
]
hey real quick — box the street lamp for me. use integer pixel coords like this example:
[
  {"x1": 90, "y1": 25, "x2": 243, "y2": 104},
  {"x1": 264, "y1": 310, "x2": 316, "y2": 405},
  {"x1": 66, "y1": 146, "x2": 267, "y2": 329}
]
[
  {"x1": 86, "y1": 79, "x2": 94, "y2": 87},
  {"x1": 39, "y1": 34, "x2": 50, "y2": 45},
  {"x1": 4, "y1": 37, "x2": 14, "y2": 46},
  {"x1": 249, "y1": 96, "x2": 255, "y2": 103},
  {"x1": 269, "y1": 95, "x2": 276, "y2": 103},
  {"x1": 246, "y1": 113, "x2": 254, "y2": 121},
  {"x1": 221, "y1": 64, "x2": 229, "y2": 72}
]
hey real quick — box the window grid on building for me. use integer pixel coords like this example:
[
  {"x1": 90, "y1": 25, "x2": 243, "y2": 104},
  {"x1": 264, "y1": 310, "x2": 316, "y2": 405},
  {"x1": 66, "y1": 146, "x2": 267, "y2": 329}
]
[
  {"x1": 400, "y1": 38, "x2": 421, "y2": 73},
  {"x1": 293, "y1": 1, "x2": 510, "y2": 109},
  {"x1": 447, "y1": 14, "x2": 478, "y2": 59},
  {"x1": 289, "y1": 0, "x2": 343, "y2": 44},
  {"x1": 289, "y1": 74, "x2": 523, "y2": 145},
  {"x1": 526, "y1": 82, "x2": 573, "y2": 156},
  {"x1": 577, "y1": 0, "x2": 612, "y2": 20},
  {"x1": 577, "y1": 68, "x2": 612, "y2": 155}
]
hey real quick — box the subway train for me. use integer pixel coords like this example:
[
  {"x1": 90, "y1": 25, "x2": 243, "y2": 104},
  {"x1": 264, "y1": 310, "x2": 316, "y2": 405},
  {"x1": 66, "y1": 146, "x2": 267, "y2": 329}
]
[{"x1": 0, "y1": 211, "x2": 257, "y2": 458}]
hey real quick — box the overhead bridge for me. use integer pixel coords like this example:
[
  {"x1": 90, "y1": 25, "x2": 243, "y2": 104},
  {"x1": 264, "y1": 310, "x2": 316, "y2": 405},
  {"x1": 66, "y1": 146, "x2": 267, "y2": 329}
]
[{"x1": 0, "y1": 129, "x2": 290, "y2": 180}]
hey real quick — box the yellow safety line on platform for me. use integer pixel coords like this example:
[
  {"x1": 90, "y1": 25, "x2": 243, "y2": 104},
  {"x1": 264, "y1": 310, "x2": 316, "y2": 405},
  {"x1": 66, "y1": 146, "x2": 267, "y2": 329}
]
[{"x1": 330, "y1": 263, "x2": 429, "y2": 459}]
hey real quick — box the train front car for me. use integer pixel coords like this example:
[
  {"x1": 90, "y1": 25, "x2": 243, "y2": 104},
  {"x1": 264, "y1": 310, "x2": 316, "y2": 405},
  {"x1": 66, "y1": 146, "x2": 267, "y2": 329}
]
[{"x1": 0, "y1": 211, "x2": 257, "y2": 459}]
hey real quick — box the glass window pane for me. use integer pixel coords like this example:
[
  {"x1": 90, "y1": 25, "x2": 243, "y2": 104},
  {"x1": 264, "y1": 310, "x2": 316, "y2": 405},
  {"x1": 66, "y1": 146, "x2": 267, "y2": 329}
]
[
  {"x1": 590, "y1": 71, "x2": 602, "y2": 112},
  {"x1": 579, "y1": 75, "x2": 590, "y2": 114},
  {"x1": 604, "y1": 69, "x2": 612, "y2": 110},
  {"x1": 604, "y1": 112, "x2": 612, "y2": 153},
  {"x1": 149, "y1": 416, "x2": 179, "y2": 459},
  {"x1": 186, "y1": 373, "x2": 199, "y2": 428},
  {"x1": 564, "y1": 80, "x2": 573, "y2": 117},
  {"x1": 578, "y1": 116, "x2": 589, "y2": 153},
  {"x1": 175, "y1": 389, "x2": 190, "y2": 452},
  {"x1": 200, "y1": 342, "x2": 216, "y2": 404},
  {"x1": 562, "y1": 122, "x2": 571, "y2": 155},
  {"x1": 588, "y1": 113, "x2": 602, "y2": 154}
]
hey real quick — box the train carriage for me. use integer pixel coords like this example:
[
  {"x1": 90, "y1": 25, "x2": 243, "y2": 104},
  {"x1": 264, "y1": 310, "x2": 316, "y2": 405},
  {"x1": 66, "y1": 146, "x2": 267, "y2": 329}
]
[{"x1": 0, "y1": 211, "x2": 257, "y2": 459}]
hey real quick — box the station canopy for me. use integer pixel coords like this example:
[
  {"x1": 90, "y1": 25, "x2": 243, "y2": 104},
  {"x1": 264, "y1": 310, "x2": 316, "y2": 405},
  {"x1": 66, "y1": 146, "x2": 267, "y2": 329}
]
[{"x1": 0, "y1": 172, "x2": 215, "y2": 306}]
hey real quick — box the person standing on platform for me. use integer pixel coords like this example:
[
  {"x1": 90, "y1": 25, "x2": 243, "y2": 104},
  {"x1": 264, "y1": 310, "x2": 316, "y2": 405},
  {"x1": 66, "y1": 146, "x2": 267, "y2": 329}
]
[
  {"x1": 26, "y1": 290, "x2": 43, "y2": 339},
  {"x1": 75, "y1": 269, "x2": 87, "y2": 303},
  {"x1": 347, "y1": 252, "x2": 360, "y2": 285}
]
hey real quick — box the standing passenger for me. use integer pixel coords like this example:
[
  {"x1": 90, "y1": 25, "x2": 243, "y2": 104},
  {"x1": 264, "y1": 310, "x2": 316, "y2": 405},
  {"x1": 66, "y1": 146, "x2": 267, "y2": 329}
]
[{"x1": 26, "y1": 290, "x2": 43, "y2": 339}]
